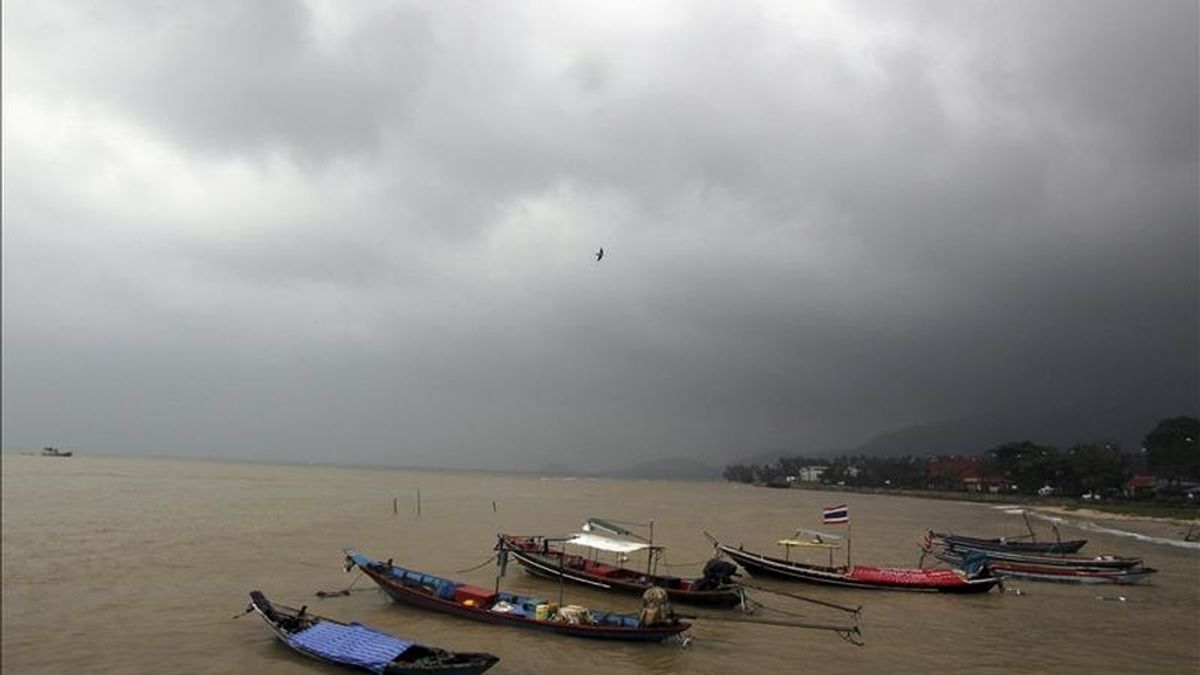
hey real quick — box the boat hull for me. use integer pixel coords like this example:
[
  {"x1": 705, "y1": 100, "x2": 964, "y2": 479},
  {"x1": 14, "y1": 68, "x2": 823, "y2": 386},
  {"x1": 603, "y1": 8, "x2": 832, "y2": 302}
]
[
  {"x1": 500, "y1": 535, "x2": 743, "y2": 607},
  {"x1": 719, "y1": 544, "x2": 998, "y2": 594},
  {"x1": 930, "y1": 532, "x2": 1086, "y2": 554},
  {"x1": 247, "y1": 591, "x2": 500, "y2": 675},
  {"x1": 933, "y1": 547, "x2": 1144, "y2": 570},
  {"x1": 348, "y1": 551, "x2": 690, "y2": 642},
  {"x1": 986, "y1": 563, "x2": 1157, "y2": 585}
]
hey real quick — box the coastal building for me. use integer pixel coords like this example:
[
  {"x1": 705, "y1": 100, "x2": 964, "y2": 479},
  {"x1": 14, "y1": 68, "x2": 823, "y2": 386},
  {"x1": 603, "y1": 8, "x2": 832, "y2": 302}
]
[
  {"x1": 962, "y1": 475, "x2": 1010, "y2": 494},
  {"x1": 928, "y1": 456, "x2": 979, "y2": 490},
  {"x1": 1124, "y1": 474, "x2": 1156, "y2": 498},
  {"x1": 798, "y1": 465, "x2": 827, "y2": 482}
]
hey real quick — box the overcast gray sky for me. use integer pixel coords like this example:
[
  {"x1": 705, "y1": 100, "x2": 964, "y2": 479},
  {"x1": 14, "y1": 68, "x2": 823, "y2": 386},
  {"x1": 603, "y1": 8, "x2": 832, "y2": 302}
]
[{"x1": 3, "y1": 0, "x2": 1196, "y2": 471}]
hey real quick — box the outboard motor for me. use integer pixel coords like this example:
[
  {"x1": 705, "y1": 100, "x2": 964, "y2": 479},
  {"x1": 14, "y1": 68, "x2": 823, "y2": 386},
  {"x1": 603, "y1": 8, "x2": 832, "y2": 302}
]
[
  {"x1": 959, "y1": 551, "x2": 992, "y2": 580},
  {"x1": 694, "y1": 558, "x2": 738, "y2": 591}
]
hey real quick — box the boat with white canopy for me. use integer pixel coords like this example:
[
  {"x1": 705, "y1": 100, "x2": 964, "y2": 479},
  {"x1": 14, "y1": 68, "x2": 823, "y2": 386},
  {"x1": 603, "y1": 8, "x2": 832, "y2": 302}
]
[{"x1": 498, "y1": 518, "x2": 743, "y2": 607}]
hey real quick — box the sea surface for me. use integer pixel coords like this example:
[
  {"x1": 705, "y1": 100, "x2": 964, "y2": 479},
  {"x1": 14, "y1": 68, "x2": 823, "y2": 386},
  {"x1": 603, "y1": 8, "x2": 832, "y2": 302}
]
[{"x1": 3, "y1": 455, "x2": 1197, "y2": 674}]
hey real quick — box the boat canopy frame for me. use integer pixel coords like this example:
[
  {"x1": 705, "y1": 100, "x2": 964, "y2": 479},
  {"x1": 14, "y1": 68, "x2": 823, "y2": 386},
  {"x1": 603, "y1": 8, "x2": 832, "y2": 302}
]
[
  {"x1": 514, "y1": 518, "x2": 667, "y2": 578},
  {"x1": 776, "y1": 528, "x2": 848, "y2": 566}
]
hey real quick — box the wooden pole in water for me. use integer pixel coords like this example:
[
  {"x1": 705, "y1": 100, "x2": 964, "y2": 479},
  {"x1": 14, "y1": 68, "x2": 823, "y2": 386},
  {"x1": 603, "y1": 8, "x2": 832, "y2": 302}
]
[
  {"x1": 492, "y1": 501, "x2": 497, "y2": 513},
  {"x1": 393, "y1": 497, "x2": 397, "y2": 515},
  {"x1": 417, "y1": 489, "x2": 422, "y2": 516}
]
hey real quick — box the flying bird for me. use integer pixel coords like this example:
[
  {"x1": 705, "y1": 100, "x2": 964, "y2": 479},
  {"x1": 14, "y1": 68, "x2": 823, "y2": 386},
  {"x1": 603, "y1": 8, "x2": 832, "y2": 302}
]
[{"x1": 595, "y1": 247, "x2": 604, "y2": 261}]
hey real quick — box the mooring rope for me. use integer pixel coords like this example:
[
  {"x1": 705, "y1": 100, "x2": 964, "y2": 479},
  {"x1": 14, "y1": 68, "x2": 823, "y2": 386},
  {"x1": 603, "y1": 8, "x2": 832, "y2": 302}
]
[
  {"x1": 455, "y1": 553, "x2": 500, "y2": 574},
  {"x1": 737, "y1": 581, "x2": 862, "y2": 617},
  {"x1": 745, "y1": 597, "x2": 824, "y2": 621},
  {"x1": 279, "y1": 555, "x2": 341, "y2": 570},
  {"x1": 749, "y1": 600, "x2": 865, "y2": 647},
  {"x1": 232, "y1": 605, "x2": 254, "y2": 619},
  {"x1": 314, "y1": 571, "x2": 370, "y2": 598},
  {"x1": 660, "y1": 559, "x2": 709, "y2": 568},
  {"x1": 676, "y1": 607, "x2": 863, "y2": 645},
  {"x1": 596, "y1": 517, "x2": 653, "y2": 528}
]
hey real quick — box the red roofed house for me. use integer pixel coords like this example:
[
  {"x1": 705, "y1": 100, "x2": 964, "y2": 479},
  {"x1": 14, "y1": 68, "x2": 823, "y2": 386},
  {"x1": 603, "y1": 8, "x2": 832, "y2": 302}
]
[
  {"x1": 928, "y1": 456, "x2": 979, "y2": 490},
  {"x1": 1124, "y1": 474, "x2": 1156, "y2": 498},
  {"x1": 962, "y1": 475, "x2": 1011, "y2": 494}
]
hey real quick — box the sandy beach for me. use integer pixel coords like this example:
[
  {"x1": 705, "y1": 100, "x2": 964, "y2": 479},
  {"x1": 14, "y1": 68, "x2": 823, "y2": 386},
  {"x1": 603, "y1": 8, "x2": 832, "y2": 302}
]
[{"x1": 1026, "y1": 506, "x2": 1200, "y2": 545}]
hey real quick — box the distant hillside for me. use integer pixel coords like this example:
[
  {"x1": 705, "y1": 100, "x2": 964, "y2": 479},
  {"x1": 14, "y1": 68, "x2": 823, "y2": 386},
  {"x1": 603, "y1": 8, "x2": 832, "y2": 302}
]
[
  {"x1": 731, "y1": 447, "x2": 852, "y2": 466},
  {"x1": 603, "y1": 457, "x2": 721, "y2": 481},
  {"x1": 855, "y1": 416, "x2": 1015, "y2": 457},
  {"x1": 535, "y1": 462, "x2": 579, "y2": 477},
  {"x1": 725, "y1": 409, "x2": 1166, "y2": 467},
  {"x1": 855, "y1": 410, "x2": 1157, "y2": 457}
]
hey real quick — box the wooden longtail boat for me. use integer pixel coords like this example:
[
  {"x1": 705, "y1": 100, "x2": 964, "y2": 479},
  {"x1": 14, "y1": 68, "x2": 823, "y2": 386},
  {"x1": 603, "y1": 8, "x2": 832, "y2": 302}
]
[
  {"x1": 978, "y1": 561, "x2": 1157, "y2": 585},
  {"x1": 707, "y1": 533, "x2": 999, "y2": 593},
  {"x1": 498, "y1": 532, "x2": 743, "y2": 607},
  {"x1": 926, "y1": 547, "x2": 1154, "y2": 584},
  {"x1": 344, "y1": 550, "x2": 691, "y2": 642},
  {"x1": 926, "y1": 530, "x2": 1087, "y2": 554},
  {"x1": 928, "y1": 544, "x2": 1144, "y2": 570},
  {"x1": 246, "y1": 591, "x2": 499, "y2": 674}
]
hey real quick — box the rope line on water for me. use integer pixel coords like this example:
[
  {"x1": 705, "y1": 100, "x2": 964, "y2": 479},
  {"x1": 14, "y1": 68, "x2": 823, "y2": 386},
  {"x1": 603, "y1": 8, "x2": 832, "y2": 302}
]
[
  {"x1": 660, "y1": 559, "x2": 710, "y2": 568},
  {"x1": 590, "y1": 517, "x2": 654, "y2": 529},
  {"x1": 745, "y1": 599, "x2": 865, "y2": 647},
  {"x1": 675, "y1": 608, "x2": 863, "y2": 645},
  {"x1": 455, "y1": 553, "x2": 500, "y2": 574},
  {"x1": 315, "y1": 571, "x2": 370, "y2": 598},
  {"x1": 738, "y1": 581, "x2": 862, "y2": 617},
  {"x1": 746, "y1": 598, "x2": 822, "y2": 621},
  {"x1": 278, "y1": 555, "x2": 341, "y2": 570}
]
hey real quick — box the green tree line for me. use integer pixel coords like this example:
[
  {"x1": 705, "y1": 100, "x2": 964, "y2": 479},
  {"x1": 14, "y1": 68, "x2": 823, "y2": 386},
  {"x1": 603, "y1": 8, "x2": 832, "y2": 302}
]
[{"x1": 722, "y1": 416, "x2": 1200, "y2": 498}]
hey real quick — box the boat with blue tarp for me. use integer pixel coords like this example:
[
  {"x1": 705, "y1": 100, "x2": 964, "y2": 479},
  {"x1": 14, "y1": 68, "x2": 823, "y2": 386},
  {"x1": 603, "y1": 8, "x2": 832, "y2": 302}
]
[
  {"x1": 343, "y1": 549, "x2": 691, "y2": 642},
  {"x1": 246, "y1": 590, "x2": 499, "y2": 674}
]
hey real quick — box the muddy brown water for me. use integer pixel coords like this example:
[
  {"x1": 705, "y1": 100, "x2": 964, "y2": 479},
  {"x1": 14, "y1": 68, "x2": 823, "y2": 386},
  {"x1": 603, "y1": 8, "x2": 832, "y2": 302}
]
[{"x1": 3, "y1": 455, "x2": 1197, "y2": 674}]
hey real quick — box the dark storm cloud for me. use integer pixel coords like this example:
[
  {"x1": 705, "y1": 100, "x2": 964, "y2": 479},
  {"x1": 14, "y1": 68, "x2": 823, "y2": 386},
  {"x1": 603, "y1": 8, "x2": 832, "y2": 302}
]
[
  {"x1": 3, "y1": 1, "x2": 1195, "y2": 470},
  {"x1": 7, "y1": 0, "x2": 433, "y2": 162}
]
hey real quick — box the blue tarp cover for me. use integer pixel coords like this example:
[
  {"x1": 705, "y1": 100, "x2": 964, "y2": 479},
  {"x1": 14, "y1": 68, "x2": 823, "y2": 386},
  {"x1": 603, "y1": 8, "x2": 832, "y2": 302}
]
[{"x1": 288, "y1": 621, "x2": 412, "y2": 674}]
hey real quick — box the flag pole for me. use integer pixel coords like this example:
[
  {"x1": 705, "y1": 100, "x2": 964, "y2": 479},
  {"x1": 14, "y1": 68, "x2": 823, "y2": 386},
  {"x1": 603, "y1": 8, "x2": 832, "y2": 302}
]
[{"x1": 847, "y1": 519, "x2": 852, "y2": 568}]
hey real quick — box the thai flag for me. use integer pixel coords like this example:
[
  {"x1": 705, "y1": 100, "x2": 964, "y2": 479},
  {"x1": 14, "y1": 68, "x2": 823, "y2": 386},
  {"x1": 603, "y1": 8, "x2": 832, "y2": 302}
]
[{"x1": 822, "y1": 504, "x2": 849, "y2": 524}]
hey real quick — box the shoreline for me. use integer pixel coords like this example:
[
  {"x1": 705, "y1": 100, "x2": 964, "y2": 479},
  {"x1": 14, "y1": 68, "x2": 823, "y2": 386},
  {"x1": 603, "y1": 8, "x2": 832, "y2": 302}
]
[
  {"x1": 1022, "y1": 505, "x2": 1200, "y2": 548},
  {"x1": 784, "y1": 482, "x2": 1200, "y2": 545}
]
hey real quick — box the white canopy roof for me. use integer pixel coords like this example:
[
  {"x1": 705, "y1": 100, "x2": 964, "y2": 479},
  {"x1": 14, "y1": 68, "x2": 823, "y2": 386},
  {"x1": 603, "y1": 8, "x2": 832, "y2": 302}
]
[
  {"x1": 565, "y1": 532, "x2": 655, "y2": 554},
  {"x1": 794, "y1": 528, "x2": 844, "y2": 541},
  {"x1": 776, "y1": 529, "x2": 844, "y2": 549}
]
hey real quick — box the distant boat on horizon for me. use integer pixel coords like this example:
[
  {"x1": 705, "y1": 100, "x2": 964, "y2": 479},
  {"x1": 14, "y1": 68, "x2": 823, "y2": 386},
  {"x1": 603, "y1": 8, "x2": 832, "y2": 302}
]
[{"x1": 41, "y1": 446, "x2": 73, "y2": 458}]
